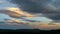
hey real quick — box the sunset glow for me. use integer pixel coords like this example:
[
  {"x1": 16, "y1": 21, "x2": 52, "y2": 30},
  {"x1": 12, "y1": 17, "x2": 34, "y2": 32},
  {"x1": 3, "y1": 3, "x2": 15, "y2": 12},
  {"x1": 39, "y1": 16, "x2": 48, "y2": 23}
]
[{"x1": 6, "y1": 7, "x2": 33, "y2": 18}]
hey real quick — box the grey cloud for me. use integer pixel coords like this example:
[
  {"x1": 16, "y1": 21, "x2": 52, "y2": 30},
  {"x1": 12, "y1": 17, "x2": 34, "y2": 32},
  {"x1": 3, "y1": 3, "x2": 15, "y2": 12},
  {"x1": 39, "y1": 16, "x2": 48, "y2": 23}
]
[
  {"x1": 9, "y1": 0, "x2": 52, "y2": 13},
  {"x1": 43, "y1": 13, "x2": 60, "y2": 20},
  {"x1": 9, "y1": 0, "x2": 60, "y2": 20}
]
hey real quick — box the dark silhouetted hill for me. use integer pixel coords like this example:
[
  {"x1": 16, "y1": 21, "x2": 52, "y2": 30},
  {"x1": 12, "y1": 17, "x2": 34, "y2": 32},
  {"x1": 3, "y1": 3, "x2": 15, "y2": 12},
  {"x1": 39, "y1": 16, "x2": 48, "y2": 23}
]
[{"x1": 0, "y1": 29, "x2": 60, "y2": 33}]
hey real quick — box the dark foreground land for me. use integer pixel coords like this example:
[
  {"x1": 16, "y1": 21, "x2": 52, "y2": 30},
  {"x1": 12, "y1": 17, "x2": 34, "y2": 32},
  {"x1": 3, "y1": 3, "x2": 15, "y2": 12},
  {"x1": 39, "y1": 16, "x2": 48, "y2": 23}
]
[{"x1": 0, "y1": 29, "x2": 60, "y2": 33}]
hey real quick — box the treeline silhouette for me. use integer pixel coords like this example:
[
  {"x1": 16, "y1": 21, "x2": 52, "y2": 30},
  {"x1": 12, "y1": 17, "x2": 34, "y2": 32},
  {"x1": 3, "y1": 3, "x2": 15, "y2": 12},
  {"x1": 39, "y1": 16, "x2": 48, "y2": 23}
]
[{"x1": 0, "y1": 29, "x2": 60, "y2": 33}]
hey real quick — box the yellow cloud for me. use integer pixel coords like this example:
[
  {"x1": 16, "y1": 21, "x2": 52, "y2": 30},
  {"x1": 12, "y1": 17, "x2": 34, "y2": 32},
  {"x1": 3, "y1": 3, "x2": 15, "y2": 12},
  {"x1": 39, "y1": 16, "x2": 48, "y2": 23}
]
[{"x1": 6, "y1": 7, "x2": 33, "y2": 18}]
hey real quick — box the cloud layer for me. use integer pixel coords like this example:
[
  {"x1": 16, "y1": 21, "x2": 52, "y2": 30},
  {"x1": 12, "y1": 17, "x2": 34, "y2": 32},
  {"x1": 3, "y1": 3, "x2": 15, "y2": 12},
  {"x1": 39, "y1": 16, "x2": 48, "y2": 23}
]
[{"x1": 9, "y1": 0, "x2": 60, "y2": 20}]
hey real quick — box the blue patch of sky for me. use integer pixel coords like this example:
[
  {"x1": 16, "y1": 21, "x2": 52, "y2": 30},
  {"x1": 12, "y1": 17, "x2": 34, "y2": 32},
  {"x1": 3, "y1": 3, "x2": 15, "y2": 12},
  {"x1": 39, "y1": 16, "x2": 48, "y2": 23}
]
[
  {"x1": 23, "y1": 17, "x2": 53, "y2": 22},
  {"x1": 0, "y1": 0, "x2": 18, "y2": 9},
  {"x1": 0, "y1": 14, "x2": 12, "y2": 21}
]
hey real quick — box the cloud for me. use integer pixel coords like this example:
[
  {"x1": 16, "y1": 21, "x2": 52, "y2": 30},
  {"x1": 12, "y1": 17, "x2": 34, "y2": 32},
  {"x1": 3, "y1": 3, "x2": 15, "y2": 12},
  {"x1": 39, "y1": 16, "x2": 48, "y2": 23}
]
[
  {"x1": 9, "y1": 0, "x2": 60, "y2": 20},
  {"x1": 0, "y1": 9, "x2": 21, "y2": 18},
  {"x1": 0, "y1": 20, "x2": 34, "y2": 29},
  {"x1": 0, "y1": 7, "x2": 33, "y2": 18},
  {"x1": 1, "y1": 19, "x2": 60, "y2": 30},
  {"x1": 43, "y1": 13, "x2": 60, "y2": 20},
  {"x1": 9, "y1": 0, "x2": 46, "y2": 13},
  {"x1": 0, "y1": 7, "x2": 37, "y2": 22},
  {"x1": 4, "y1": 19, "x2": 20, "y2": 23},
  {"x1": 29, "y1": 23, "x2": 60, "y2": 30},
  {"x1": 6, "y1": 7, "x2": 33, "y2": 18}
]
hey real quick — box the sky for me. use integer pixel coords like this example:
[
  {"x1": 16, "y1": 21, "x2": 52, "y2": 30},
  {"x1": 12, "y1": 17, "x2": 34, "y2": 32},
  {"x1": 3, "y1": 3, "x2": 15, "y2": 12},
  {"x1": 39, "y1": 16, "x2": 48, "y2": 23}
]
[
  {"x1": 0, "y1": 0, "x2": 53, "y2": 22},
  {"x1": 0, "y1": 0, "x2": 60, "y2": 30},
  {"x1": 10, "y1": 0, "x2": 60, "y2": 20},
  {"x1": 0, "y1": 0, "x2": 17, "y2": 21}
]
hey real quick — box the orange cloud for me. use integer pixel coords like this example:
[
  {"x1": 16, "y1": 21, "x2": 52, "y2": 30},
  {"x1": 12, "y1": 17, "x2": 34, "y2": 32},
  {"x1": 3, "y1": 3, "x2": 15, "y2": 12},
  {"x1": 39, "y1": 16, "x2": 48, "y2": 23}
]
[
  {"x1": 6, "y1": 7, "x2": 33, "y2": 18},
  {"x1": 29, "y1": 23, "x2": 60, "y2": 30}
]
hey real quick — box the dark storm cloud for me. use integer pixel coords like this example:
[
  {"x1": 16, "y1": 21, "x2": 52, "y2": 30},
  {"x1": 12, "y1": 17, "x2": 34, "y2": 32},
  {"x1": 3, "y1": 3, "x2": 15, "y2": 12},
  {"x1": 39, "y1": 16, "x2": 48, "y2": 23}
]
[
  {"x1": 9, "y1": 0, "x2": 60, "y2": 13},
  {"x1": 9, "y1": 0, "x2": 52, "y2": 13},
  {"x1": 9, "y1": 0, "x2": 60, "y2": 20},
  {"x1": 43, "y1": 13, "x2": 60, "y2": 20}
]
